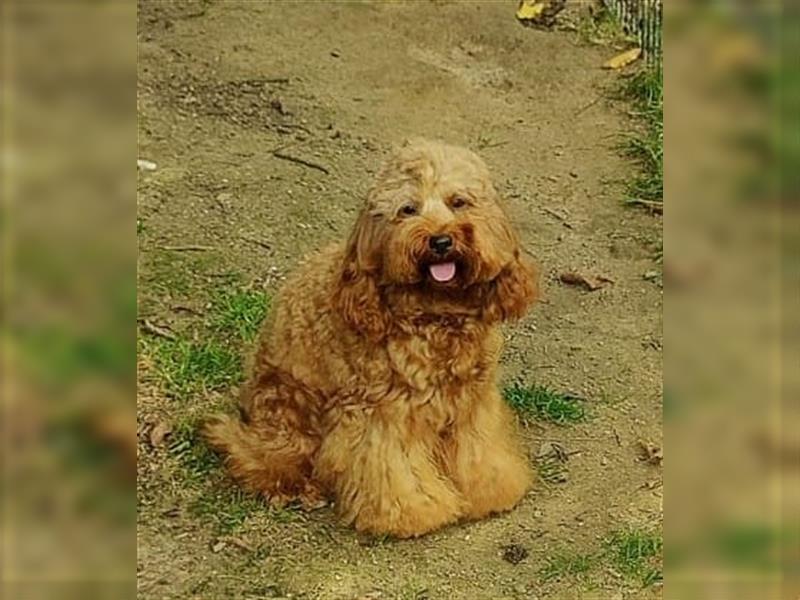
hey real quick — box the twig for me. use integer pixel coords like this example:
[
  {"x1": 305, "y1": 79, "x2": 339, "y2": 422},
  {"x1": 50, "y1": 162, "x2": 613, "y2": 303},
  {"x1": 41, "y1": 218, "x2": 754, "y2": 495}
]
[
  {"x1": 220, "y1": 536, "x2": 255, "y2": 553},
  {"x1": 479, "y1": 140, "x2": 509, "y2": 150},
  {"x1": 138, "y1": 318, "x2": 176, "y2": 340},
  {"x1": 541, "y1": 207, "x2": 568, "y2": 221},
  {"x1": 171, "y1": 304, "x2": 203, "y2": 316},
  {"x1": 625, "y1": 198, "x2": 663, "y2": 214},
  {"x1": 575, "y1": 96, "x2": 601, "y2": 115},
  {"x1": 160, "y1": 244, "x2": 214, "y2": 252},
  {"x1": 239, "y1": 235, "x2": 272, "y2": 251},
  {"x1": 183, "y1": 9, "x2": 207, "y2": 19},
  {"x1": 272, "y1": 150, "x2": 330, "y2": 175},
  {"x1": 541, "y1": 207, "x2": 574, "y2": 229},
  {"x1": 251, "y1": 77, "x2": 290, "y2": 85},
  {"x1": 276, "y1": 123, "x2": 313, "y2": 135}
]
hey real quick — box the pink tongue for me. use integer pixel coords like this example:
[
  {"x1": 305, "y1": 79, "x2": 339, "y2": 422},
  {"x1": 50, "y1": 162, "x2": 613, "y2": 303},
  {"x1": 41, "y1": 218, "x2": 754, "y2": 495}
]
[{"x1": 429, "y1": 262, "x2": 456, "y2": 282}]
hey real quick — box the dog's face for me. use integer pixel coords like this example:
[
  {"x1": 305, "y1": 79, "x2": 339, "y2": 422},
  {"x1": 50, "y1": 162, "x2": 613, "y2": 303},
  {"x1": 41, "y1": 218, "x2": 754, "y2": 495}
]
[{"x1": 336, "y1": 140, "x2": 538, "y2": 338}]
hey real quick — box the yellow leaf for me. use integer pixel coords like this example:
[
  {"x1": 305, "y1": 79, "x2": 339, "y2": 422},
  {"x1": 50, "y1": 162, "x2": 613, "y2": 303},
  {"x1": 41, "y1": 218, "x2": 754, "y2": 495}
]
[
  {"x1": 603, "y1": 47, "x2": 642, "y2": 69},
  {"x1": 516, "y1": 0, "x2": 545, "y2": 21}
]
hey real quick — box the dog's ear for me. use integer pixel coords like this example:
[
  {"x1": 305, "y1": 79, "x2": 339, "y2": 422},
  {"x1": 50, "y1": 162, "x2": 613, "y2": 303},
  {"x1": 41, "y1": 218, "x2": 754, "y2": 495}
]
[
  {"x1": 333, "y1": 210, "x2": 390, "y2": 340},
  {"x1": 482, "y1": 250, "x2": 539, "y2": 323}
]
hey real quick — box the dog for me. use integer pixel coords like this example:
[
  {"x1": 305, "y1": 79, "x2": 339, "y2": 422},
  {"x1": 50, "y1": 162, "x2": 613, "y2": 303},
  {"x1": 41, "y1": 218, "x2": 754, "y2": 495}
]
[{"x1": 204, "y1": 139, "x2": 539, "y2": 538}]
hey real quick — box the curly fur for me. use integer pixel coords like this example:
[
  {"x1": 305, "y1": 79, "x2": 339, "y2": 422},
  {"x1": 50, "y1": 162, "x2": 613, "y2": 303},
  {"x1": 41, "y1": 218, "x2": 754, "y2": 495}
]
[{"x1": 204, "y1": 139, "x2": 539, "y2": 538}]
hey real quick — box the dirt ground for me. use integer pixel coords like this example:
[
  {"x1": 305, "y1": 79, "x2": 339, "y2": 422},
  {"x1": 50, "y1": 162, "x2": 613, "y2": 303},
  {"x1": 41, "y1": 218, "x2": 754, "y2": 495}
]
[{"x1": 136, "y1": 1, "x2": 663, "y2": 599}]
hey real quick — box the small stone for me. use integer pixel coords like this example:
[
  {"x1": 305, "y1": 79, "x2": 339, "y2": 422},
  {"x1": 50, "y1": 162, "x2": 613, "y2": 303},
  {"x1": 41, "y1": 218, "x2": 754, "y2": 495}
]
[
  {"x1": 137, "y1": 159, "x2": 157, "y2": 171},
  {"x1": 330, "y1": 49, "x2": 341, "y2": 58},
  {"x1": 643, "y1": 270, "x2": 659, "y2": 281},
  {"x1": 211, "y1": 540, "x2": 226, "y2": 553}
]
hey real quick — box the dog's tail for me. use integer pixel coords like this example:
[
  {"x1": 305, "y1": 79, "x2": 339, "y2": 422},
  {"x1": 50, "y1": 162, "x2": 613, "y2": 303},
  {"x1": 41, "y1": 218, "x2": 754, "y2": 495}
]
[{"x1": 202, "y1": 413, "x2": 322, "y2": 507}]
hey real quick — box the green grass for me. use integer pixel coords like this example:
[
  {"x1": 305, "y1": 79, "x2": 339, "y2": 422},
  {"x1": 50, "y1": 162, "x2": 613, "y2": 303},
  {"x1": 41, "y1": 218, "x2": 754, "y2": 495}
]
[
  {"x1": 189, "y1": 485, "x2": 265, "y2": 534},
  {"x1": 169, "y1": 421, "x2": 265, "y2": 533},
  {"x1": 539, "y1": 551, "x2": 597, "y2": 582},
  {"x1": 621, "y1": 68, "x2": 663, "y2": 206},
  {"x1": 211, "y1": 287, "x2": 270, "y2": 342},
  {"x1": 141, "y1": 281, "x2": 271, "y2": 401},
  {"x1": 148, "y1": 337, "x2": 242, "y2": 400},
  {"x1": 575, "y1": 5, "x2": 630, "y2": 46},
  {"x1": 605, "y1": 529, "x2": 663, "y2": 586},
  {"x1": 168, "y1": 420, "x2": 221, "y2": 481},
  {"x1": 503, "y1": 382, "x2": 587, "y2": 425},
  {"x1": 538, "y1": 528, "x2": 663, "y2": 587}
]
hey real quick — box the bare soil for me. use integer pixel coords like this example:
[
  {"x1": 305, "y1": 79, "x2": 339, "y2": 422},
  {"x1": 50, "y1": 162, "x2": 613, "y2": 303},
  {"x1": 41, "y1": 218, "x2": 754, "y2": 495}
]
[{"x1": 137, "y1": 2, "x2": 662, "y2": 599}]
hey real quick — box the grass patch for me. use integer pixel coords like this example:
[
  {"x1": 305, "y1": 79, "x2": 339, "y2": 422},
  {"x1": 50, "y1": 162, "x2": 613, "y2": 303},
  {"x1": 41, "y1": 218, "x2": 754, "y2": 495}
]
[
  {"x1": 167, "y1": 420, "x2": 295, "y2": 534},
  {"x1": 605, "y1": 529, "x2": 663, "y2": 586},
  {"x1": 211, "y1": 287, "x2": 270, "y2": 342},
  {"x1": 168, "y1": 420, "x2": 221, "y2": 481},
  {"x1": 538, "y1": 528, "x2": 663, "y2": 587},
  {"x1": 539, "y1": 551, "x2": 597, "y2": 582},
  {"x1": 147, "y1": 337, "x2": 242, "y2": 400},
  {"x1": 621, "y1": 68, "x2": 663, "y2": 206},
  {"x1": 575, "y1": 5, "x2": 630, "y2": 46},
  {"x1": 141, "y1": 281, "x2": 271, "y2": 401},
  {"x1": 189, "y1": 485, "x2": 265, "y2": 534},
  {"x1": 503, "y1": 382, "x2": 587, "y2": 425}
]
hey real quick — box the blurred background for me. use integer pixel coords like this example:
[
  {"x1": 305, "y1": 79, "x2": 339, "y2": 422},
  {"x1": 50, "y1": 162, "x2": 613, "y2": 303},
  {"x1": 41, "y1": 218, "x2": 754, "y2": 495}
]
[{"x1": 0, "y1": 1, "x2": 796, "y2": 599}]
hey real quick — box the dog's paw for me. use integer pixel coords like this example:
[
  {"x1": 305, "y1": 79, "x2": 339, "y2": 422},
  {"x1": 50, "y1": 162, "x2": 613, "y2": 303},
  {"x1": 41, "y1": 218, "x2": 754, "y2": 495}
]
[{"x1": 352, "y1": 493, "x2": 465, "y2": 538}]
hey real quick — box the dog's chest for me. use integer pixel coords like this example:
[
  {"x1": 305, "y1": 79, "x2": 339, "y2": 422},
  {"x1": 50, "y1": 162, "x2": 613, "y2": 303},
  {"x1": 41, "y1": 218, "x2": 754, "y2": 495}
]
[{"x1": 386, "y1": 320, "x2": 493, "y2": 391}]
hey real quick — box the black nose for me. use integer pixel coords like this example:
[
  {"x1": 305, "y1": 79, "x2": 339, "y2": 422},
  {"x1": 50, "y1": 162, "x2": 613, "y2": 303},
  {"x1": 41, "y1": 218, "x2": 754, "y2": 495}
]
[{"x1": 429, "y1": 235, "x2": 453, "y2": 255}]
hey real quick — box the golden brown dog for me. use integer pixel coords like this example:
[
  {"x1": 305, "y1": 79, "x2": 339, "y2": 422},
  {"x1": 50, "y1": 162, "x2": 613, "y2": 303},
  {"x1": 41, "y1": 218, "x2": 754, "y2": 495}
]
[{"x1": 204, "y1": 139, "x2": 539, "y2": 538}]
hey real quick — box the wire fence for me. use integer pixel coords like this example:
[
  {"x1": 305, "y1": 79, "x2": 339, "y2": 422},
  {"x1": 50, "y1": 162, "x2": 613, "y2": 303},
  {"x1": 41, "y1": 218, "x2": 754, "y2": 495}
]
[{"x1": 602, "y1": 0, "x2": 663, "y2": 68}]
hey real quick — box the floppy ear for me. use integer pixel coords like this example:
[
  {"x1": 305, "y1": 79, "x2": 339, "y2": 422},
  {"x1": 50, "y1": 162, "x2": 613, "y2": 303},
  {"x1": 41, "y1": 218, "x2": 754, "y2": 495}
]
[
  {"x1": 482, "y1": 251, "x2": 539, "y2": 322},
  {"x1": 333, "y1": 210, "x2": 390, "y2": 340}
]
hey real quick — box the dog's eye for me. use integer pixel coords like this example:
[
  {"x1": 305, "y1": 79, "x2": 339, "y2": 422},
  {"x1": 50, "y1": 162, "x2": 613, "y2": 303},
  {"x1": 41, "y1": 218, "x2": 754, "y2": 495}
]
[
  {"x1": 400, "y1": 204, "x2": 418, "y2": 216},
  {"x1": 451, "y1": 196, "x2": 468, "y2": 209}
]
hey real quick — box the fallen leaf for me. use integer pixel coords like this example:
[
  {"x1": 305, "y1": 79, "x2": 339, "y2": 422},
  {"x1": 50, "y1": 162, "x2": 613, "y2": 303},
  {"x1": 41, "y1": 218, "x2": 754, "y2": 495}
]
[
  {"x1": 149, "y1": 420, "x2": 173, "y2": 448},
  {"x1": 515, "y1": 0, "x2": 565, "y2": 27},
  {"x1": 603, "y1": 47, "x2": 642, "y2": 70},
  {"x1": 637, "y1": 440, "x2": 663, "y2": 466},
  {"x1": 516, "y1": 0, "x2": 545, "y2": 20},
  {"x1": 559, "y1": 272, "x2": 614, "y2": 291}
]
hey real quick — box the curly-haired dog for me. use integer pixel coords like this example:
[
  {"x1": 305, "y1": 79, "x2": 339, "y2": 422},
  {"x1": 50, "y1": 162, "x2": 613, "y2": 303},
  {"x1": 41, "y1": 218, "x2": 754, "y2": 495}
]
[{"x1": 204, "y1": 139, "x2": 539, "y2": 538}]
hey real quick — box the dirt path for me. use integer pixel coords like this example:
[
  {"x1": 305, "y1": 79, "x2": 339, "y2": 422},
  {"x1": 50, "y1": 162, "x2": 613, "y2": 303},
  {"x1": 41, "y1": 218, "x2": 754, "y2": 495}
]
[{"x1": 137, "y1": 2, "x2": 662, "y2": 598}]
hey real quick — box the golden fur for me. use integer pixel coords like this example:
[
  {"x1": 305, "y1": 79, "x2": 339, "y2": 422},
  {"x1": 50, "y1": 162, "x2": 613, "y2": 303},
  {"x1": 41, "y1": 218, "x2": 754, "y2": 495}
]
[{"x1": 204, "y1": 139, "x2": 539, "y2": 538}]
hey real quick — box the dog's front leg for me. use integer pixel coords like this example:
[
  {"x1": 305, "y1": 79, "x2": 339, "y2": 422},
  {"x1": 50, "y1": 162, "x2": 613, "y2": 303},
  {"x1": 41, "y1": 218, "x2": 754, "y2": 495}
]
[
  {"x1": 445, "y1": 387, "x2": 532, "y2": 519},
  {"x1": 315, "y1": 405, "x2": 466, "y2": 538}
]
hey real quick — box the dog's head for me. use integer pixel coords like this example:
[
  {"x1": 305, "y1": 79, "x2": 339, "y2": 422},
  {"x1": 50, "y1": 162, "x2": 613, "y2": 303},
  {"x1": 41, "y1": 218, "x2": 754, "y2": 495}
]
[{"x1": 335, "y1": 139, "x2": 538, "y2": 339}]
